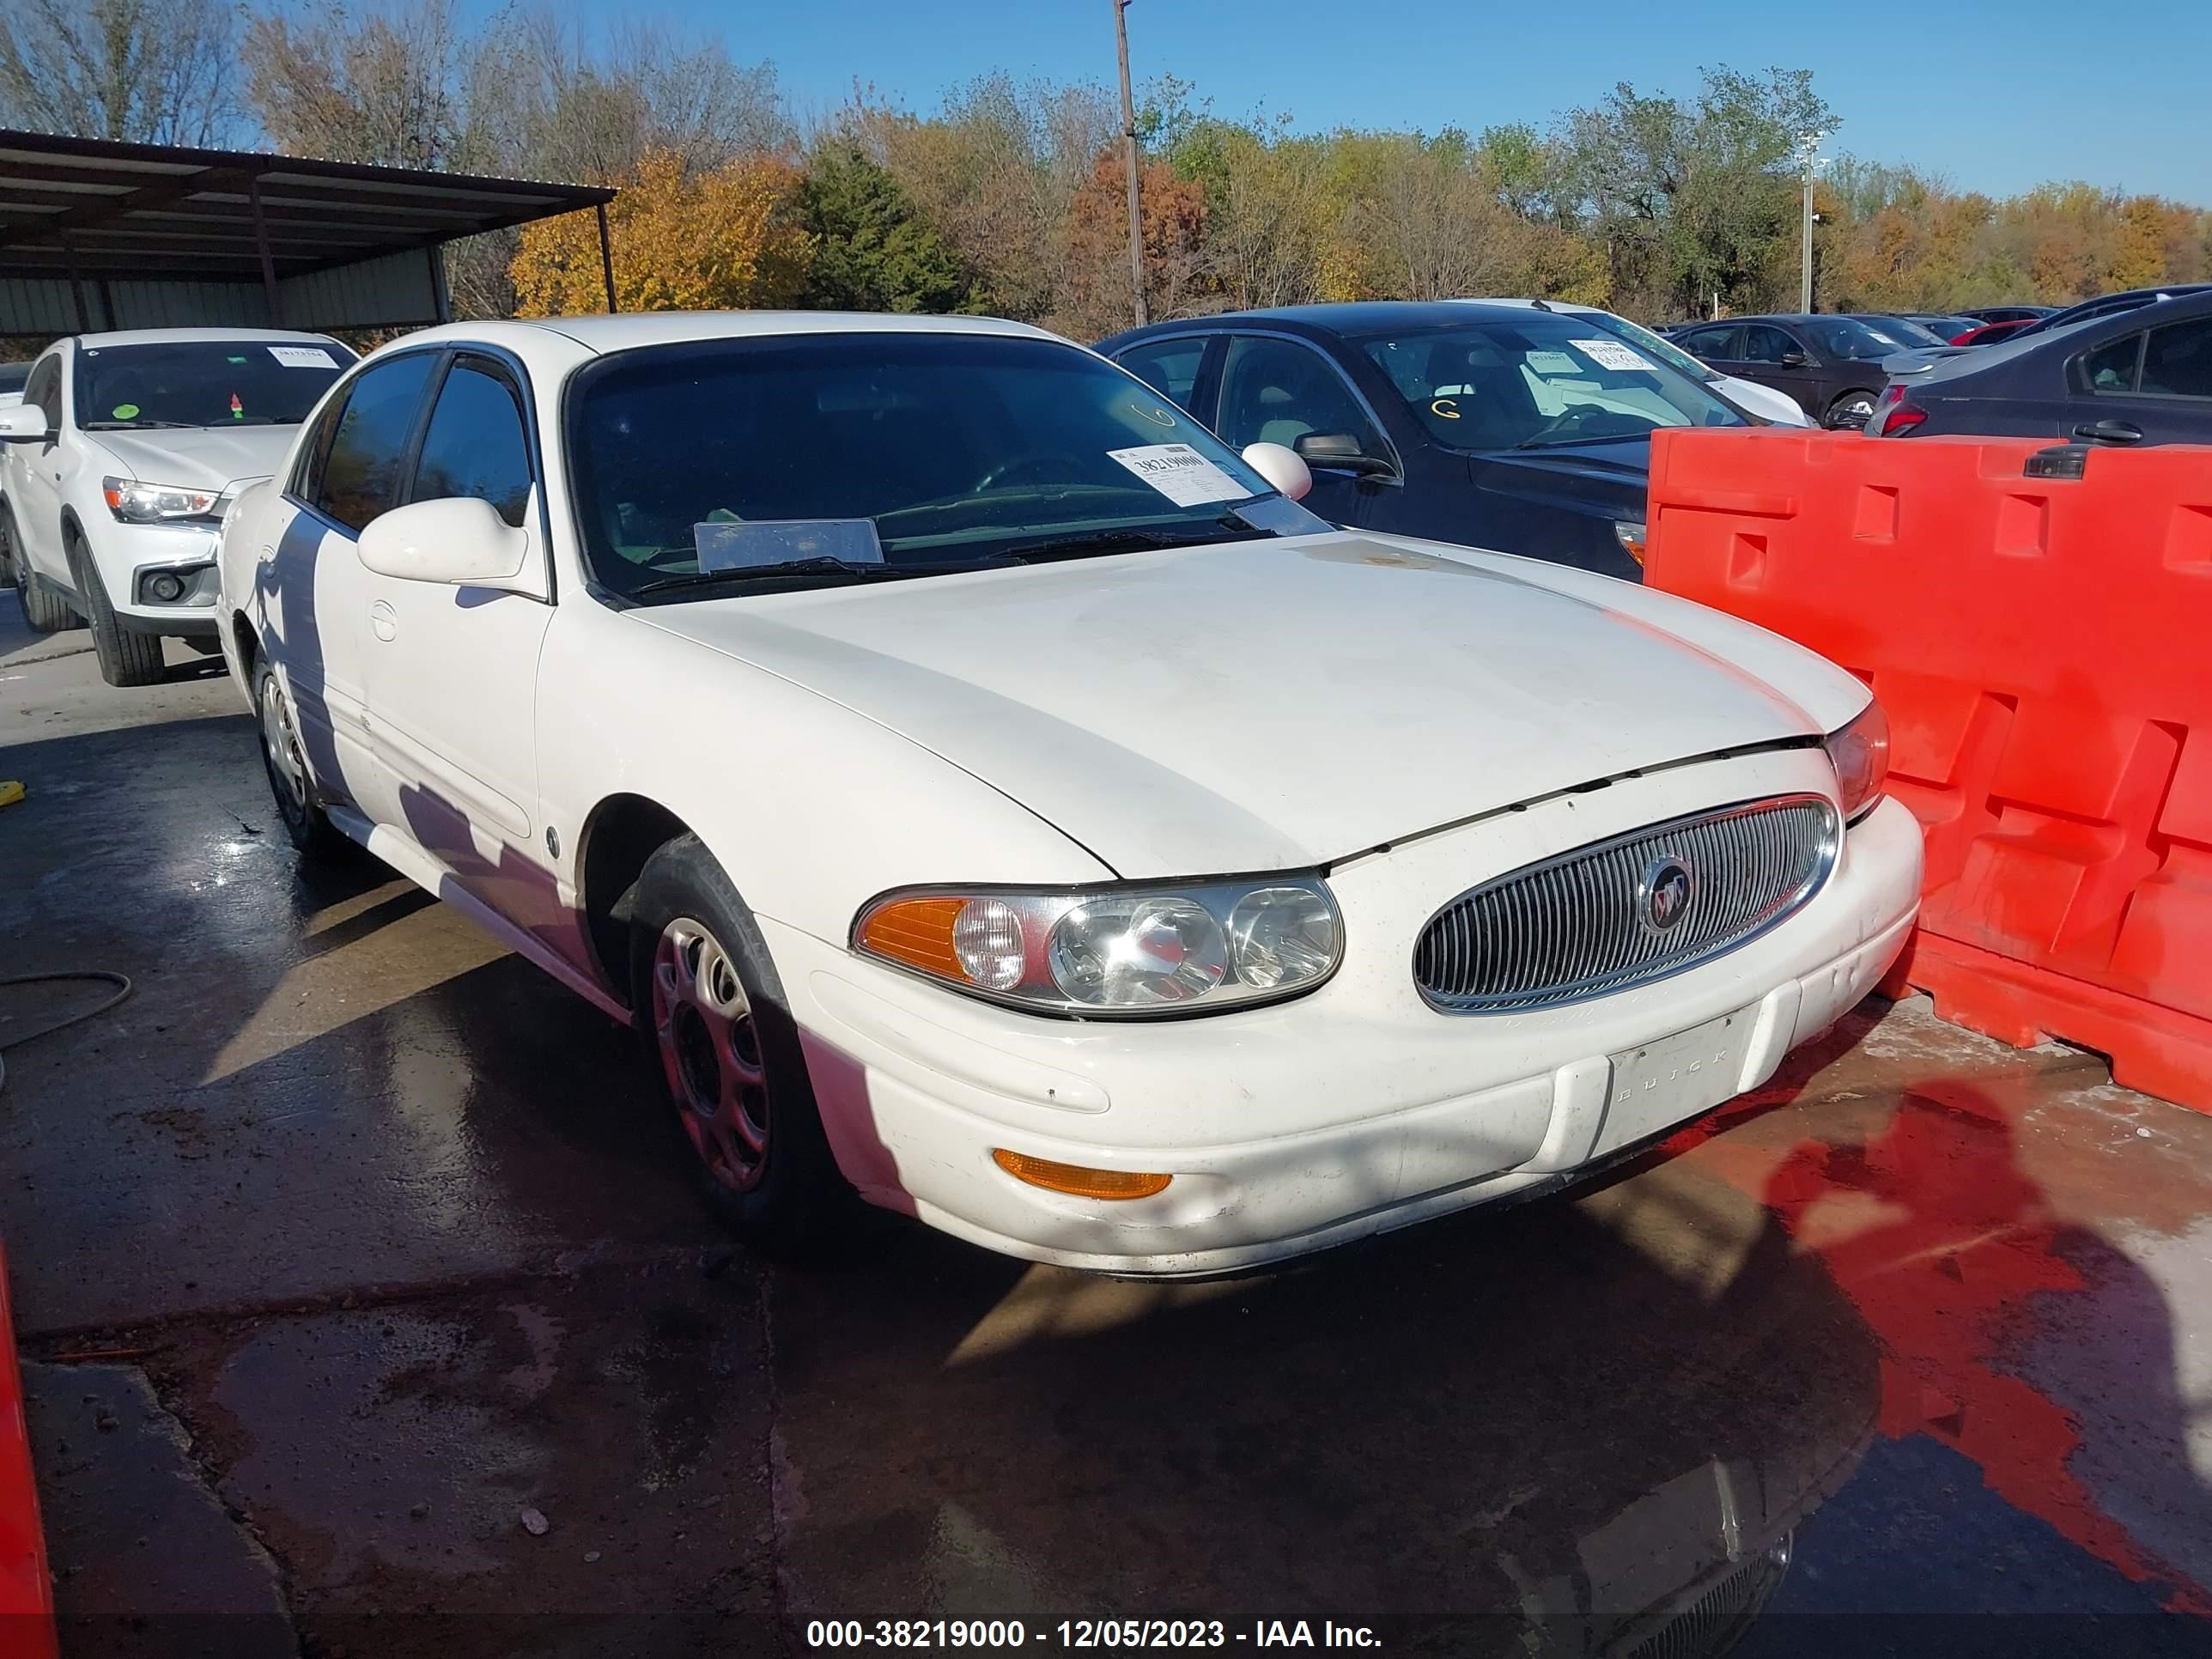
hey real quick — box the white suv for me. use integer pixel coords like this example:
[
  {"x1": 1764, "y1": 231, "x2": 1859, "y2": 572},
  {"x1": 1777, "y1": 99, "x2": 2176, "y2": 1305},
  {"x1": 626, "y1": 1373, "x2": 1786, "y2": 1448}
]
[{"x1": 0, "y1": 328, "x2": 353, "y2": 685}]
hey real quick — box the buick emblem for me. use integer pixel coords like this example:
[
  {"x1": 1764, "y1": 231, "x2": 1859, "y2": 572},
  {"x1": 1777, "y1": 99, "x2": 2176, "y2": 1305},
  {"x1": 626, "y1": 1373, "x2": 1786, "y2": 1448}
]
[{"x1": 1641, "y1": 856, "x2": 1695, "y2": 933}]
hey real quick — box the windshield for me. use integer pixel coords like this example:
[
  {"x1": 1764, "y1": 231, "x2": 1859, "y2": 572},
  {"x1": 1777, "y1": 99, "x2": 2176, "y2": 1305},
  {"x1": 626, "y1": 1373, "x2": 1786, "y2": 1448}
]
[
  {"x1": 1567, "y1": 312, "x2": 1721, "y2": 383},
  {"x1": 1802, "y1": 319, "x2": 1928, "y2": 361},
  {"x1": 74, "y1": 339, "x2": 350, "y2": 429},
  {"x1": 1361, "y1": 317, "x2": 1745, "y2": 451},
  {"x1": 566, "y1": 332, "x2": 1325, "y2": 599}
]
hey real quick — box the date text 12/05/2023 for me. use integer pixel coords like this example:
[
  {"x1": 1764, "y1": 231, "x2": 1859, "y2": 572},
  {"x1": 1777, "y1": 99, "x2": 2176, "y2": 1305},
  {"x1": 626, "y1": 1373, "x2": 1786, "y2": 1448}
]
[{"x1": 805, "y1": 1620, "x2": 1383, "y2": 1649}]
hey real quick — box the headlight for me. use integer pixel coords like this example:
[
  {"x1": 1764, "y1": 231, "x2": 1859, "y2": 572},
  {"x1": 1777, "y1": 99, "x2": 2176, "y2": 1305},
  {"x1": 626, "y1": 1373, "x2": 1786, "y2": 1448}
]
[
  {"x1": 1824, "y1": 700, "x2": 1889, "y2": 822},
  {"x1": 854, "y1": 876, "x2": 1343, "y2": 1017},
  {"x1": 103, "y1": 477, "x2": 221, "y2": 524}
]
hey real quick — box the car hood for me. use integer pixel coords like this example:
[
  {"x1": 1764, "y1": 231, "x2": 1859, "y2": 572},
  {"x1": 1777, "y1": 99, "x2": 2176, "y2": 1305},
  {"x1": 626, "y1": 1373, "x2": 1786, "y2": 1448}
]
[
  {"x1": 1473, "y1": 438, "x2": 1649, "y2": 514},
  {"x1": 88, "y1": 424, "x2": 300, "y2": 495},
  {"x1": 635, "y1": 531, "x2": 1868, "y2": 876}
]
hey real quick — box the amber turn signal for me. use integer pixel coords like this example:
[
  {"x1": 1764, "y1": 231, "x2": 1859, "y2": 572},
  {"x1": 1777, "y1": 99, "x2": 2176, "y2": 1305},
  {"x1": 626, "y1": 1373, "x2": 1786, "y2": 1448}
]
[
  {"x1": 856, "y1": 896, "x2": 969, "y2": 980},
  {"x1": 991, "y1": 1149, "x2": 1173, "y2": 1200}
]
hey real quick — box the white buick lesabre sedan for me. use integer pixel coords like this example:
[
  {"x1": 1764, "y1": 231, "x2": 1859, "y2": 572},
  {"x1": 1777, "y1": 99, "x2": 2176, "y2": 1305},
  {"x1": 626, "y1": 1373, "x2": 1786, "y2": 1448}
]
[{"x1": 216, "y1": 312, "x2": 1920, "y2": 1276}]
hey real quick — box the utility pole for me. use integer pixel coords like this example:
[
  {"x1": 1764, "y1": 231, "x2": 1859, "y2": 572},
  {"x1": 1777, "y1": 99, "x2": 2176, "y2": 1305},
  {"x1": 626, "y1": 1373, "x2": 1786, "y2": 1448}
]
[
  {"x1": 1113, "y1": 0, "x2": 1148, "y2": 326},
  {"x1": 1795, "y1": 127, "x2": 1829, "y2": 313}
]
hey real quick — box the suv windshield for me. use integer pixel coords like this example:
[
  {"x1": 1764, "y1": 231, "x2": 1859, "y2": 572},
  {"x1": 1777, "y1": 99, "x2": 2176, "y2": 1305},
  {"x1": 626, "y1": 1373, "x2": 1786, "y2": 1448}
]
[
  {"x1": 76, "y1": 339, "x2": 350, "y2": 429},
  {"x1": 1361, "y1": 317, "x2": 1745, "y2": 451},
  {"x1": 566, "y1": 332, "x2": 1325, "y2": 599}
]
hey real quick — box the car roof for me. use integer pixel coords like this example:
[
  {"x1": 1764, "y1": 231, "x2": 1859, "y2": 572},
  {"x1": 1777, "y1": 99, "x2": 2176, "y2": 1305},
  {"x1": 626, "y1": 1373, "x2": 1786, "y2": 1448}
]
[
  {"x1": 72, "y1": 326, "x2": 342, "y2": 349},
  {"x1": 1913, "y1": 285, "x2": 2212, "y2": 386},
  {"x1": 399, "y1": 310, "x2": 1057, "y2": 358},
  {"x1": 1103, "y1": 300, "x2": 1584, "y2": 349}
]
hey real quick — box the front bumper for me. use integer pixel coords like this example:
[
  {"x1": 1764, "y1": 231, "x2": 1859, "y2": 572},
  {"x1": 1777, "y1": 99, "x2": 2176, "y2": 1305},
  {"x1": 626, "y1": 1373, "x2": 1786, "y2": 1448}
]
[
  {"x1": 88, "y1": 520, "x2": 221, "y2": 638},
  {"x1": 769, "y1": 749, "x2": 1923, "y2": 1276}
]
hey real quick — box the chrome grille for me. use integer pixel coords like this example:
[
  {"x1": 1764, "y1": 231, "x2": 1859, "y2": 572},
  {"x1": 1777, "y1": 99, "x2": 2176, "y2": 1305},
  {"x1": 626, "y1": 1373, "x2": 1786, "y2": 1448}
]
[{"x1": 1413, "y1": 796, "x2": 1838, "y2": 1014}]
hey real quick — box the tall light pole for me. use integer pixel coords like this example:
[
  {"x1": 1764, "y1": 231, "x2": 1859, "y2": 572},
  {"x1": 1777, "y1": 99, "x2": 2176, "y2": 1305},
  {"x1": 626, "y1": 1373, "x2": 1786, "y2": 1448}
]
[
  {"x1": 1795, "y1": 128, "x2": 1831, "y2": 313},
  {"x1": 1113, "y1": 0, "x2": 1148, "y2": 326}
]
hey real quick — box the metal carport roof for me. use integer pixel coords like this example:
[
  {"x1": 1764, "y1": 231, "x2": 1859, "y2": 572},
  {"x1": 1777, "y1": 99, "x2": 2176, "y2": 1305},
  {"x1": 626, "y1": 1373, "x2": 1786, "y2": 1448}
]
[{"x1": 0, "y1": 130, "x2": 616, "y2": 336}]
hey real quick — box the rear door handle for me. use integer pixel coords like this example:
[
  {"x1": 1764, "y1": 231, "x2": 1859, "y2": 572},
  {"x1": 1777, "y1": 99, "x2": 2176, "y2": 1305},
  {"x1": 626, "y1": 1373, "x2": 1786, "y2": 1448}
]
[{"x1": 2073, "y1": 417, "x2": 2143, "y2": 444}]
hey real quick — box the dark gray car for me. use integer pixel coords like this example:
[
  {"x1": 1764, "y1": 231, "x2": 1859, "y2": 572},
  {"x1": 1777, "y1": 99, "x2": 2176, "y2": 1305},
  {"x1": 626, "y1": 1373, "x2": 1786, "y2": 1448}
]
[
  {"x1": 1668, "y1": 315, "x2": 1929, "y2": 428},
  {"x1": 1868, "y1": 289, "x2": 2212, "y2": 443}
]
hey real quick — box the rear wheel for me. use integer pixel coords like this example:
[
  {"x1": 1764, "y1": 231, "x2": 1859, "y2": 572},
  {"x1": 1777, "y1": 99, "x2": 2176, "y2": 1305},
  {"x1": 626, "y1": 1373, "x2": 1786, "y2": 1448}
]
[
  {"x1": 73, "y1": 536, "x2": 165, "y2": 686},
  {"x1": 628, "y1": 834, "x2": 854, "y2": 1258},
  {"x1": 1825, "y1": 390, "x2": 1877, "y2": 430},
  {"x1": 8, "y1": 508, "x2": 76, "y2": 634}
]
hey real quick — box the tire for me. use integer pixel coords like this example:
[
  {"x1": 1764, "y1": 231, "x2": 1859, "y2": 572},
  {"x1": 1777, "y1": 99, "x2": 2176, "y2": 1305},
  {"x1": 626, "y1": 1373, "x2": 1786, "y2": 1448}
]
[
  {"x1": 252, "y1": 655, "x2": 344, "y2": 860},
  {"x1": 628, "y1": 834, "x2": 855, "y2": 1258},
  {"x1": 72, "y1": 535, "x2": 165, "y2": 686},
  {"x1": 7, "y1": 507, "x2": 77, "y2": 634},
  {"x1": 1825, "y1": 390, "x2": 1877, "y2": 430}
]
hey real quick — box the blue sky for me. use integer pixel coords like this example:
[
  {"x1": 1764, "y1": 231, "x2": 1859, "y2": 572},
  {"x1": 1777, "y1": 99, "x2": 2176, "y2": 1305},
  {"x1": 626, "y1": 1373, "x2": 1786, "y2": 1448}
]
[{"x1": 665, "y1": 0, "x2": 2212, "y2": 204}]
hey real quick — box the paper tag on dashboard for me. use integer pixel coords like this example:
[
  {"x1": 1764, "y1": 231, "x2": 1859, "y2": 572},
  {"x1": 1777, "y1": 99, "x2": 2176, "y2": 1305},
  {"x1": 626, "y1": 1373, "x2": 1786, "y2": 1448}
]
[
  {"x1": 1107, "y1": 443, "x2": 1250, "y2": 507},
  {"x1": 1570, "y1": 338, "x2": 1657, "y2": 374},
  {"x1": 269, "y1": 346, "x2": 339, "y2": 369},
  {"x1": 1524, "y1": 349, "x2": 1580, "y2": 374}
]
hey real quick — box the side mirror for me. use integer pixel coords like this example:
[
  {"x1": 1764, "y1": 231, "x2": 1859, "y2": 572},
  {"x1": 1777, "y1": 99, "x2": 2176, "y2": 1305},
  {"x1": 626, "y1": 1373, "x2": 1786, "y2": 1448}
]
[
  {"x1": 1239, "y1": 441, "x2": 1312, "y2": 502},
  {"x1": 357, "y1": 495, "x2": 534, "y2": 590},
  {"x1": 1293, "y1": 431, "x2": 1394, "y2": 477},
  {"x1": 1778, "y1": 349, "x2": 1810, "y2": 368},
  {"x1": 0, "y1": 404, "x2": 52, "y2": 443}
]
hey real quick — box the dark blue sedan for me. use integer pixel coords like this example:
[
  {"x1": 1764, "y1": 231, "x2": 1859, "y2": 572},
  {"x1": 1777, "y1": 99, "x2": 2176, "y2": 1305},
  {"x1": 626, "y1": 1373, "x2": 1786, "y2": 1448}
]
[{"x1": 1097, "y1": 301, "x2": 1751, "y2": 582}]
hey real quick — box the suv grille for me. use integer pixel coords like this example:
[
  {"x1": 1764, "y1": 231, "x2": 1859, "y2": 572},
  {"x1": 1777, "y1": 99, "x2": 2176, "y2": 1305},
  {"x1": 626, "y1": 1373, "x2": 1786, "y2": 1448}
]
[{"x1": 1413, "y1": 796, "x2": 1838, "y2": 1014}]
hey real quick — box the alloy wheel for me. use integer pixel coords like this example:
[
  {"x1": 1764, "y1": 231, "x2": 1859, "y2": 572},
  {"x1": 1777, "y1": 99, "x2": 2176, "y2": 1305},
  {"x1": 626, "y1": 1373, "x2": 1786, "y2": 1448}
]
[{"x1": 652, "y1": 916, "x2": 771, "y2": 1193}]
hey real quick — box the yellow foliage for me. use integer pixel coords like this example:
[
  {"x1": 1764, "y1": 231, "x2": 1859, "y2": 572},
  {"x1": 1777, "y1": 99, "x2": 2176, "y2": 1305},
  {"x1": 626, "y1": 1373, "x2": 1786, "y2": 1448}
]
[{"x1": 511, "y1": 149, "x2": 812, "y2": 317}]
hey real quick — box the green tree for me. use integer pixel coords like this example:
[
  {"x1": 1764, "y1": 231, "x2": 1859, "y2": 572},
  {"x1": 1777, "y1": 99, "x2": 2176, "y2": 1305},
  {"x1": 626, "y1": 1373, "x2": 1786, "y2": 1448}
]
[{"x1": 799, "y1": 143, "x2": 975, "y2": 313}]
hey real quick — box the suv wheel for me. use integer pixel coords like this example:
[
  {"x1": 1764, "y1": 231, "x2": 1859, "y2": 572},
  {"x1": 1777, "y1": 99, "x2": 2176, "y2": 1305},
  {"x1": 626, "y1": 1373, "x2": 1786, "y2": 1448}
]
[
  {"x1": 71, "y1": 533, "x2": 165, "y2": 686},
  {"x1": 7, "y1": 507, "x2": 78, "y2": 634}
]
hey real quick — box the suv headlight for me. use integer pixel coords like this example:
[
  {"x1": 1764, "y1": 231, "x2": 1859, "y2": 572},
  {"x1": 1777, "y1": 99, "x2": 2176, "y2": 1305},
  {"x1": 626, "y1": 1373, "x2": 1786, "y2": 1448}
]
[
  {"x1": 104, "y1": 477, "x2": 221, "y2": 524},
  {"x1": 1823, "y1": 700, "x2": 1889, "y2": 822},
  {"x1": 854, "y1": 876, "x2": 1342, "y2": 1017}
]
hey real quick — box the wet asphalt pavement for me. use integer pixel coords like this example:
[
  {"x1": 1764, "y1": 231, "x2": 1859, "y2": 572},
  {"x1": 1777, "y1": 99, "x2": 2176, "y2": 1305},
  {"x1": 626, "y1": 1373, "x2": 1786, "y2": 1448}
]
[{"x1": 3, "y1": 593, "x2": 2211, "y2": 1659}]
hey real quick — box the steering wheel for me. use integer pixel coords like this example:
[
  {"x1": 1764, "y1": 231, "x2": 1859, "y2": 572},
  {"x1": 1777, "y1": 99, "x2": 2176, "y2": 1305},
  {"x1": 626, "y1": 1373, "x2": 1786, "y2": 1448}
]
[{"x1": 973, "y1": 453, "x2": 1091, "y2": 494}]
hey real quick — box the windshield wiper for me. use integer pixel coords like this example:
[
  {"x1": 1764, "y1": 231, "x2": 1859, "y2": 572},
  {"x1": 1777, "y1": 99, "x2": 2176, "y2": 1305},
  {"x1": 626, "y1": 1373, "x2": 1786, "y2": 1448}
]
[
  {"x1": 629, "y1": 555, "x2": 1016, "y2": 599},
  {"x1": 83, "y1": 418, "x2": 198, "y2": 430},
  {"x1": 999, "y1": 516, "x2": 1273, "y2": 562}
]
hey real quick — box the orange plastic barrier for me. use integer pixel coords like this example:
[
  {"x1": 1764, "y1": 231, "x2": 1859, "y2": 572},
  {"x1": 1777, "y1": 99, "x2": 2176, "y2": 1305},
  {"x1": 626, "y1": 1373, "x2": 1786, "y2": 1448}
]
[
  {"x1": 0, "y1": 1247, "x2": 55, "y2": 1659},
  {"x1": 1645, "y1": 428, "x2": 2212, "y2": 1111}
]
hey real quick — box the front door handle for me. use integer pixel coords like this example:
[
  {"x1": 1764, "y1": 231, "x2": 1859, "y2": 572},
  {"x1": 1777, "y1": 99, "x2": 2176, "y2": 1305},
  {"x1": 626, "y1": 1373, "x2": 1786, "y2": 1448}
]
[
  {"x1": 2074, "y1": 417, "x2": 2143, "y2": 444},
  {"x1": 370, "y1": 599, "x2": 398, "y2": 641}
]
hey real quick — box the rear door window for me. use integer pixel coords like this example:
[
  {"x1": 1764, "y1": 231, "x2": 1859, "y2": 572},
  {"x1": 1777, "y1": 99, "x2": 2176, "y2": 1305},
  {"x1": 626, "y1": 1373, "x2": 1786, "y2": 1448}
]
[
  {"x1": 313, "y1": 353, "x2": 439, "y2": 533},
  {"x1": 2139, "y1": 319, "x2": 2212, "y2": 399},
  {"x1": 1678, "y1": 325, "x2": 1740, "y2": 359}
]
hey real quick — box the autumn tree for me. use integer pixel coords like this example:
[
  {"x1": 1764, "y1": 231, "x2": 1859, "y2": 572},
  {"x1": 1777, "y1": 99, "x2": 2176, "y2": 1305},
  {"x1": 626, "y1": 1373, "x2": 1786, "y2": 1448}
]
[
  {"x1": 510, "y1": 148, "x2": 811, "y2": 316},
  {"x1": 1057, "y1": 152, "x2": 1206, "y2": 339}
]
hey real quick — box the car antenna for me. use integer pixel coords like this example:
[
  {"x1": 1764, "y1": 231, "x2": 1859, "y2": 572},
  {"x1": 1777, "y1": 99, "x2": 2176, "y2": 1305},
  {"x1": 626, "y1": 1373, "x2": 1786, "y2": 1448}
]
[{"x1": 1530, "y1": 297, "x2": 1553, "y2": 312}]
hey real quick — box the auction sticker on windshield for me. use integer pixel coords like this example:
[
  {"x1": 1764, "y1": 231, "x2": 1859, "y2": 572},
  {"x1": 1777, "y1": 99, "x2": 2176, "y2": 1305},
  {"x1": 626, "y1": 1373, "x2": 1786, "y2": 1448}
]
[
  {"x1": 268, "y1": 345, "x2": 339, "y2": 369},
  {"x1": 1524, "y1": 349, "x2": 1580, "y2": 374},
  {"x1": 1108, "y1": 443, "x2": 1251, "y2": 507},
  {"x1": 1570, "y1": 338, "x2": 1658, "y2": 374}
]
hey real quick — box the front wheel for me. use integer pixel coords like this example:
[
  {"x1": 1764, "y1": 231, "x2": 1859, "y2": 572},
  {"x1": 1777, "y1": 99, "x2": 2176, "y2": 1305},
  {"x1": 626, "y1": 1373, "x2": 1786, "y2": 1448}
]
[
  {"x1": 253, "y1": 655, "x2": 344, "y2": 859},
  {"x1": 73, "y1": 538, "x2": 165, "y2": 686},
  {"x1": 628, "y1": 834, "x2": 854, "y2": 1258},
  {"x1": 1825, "y1": 390, "x2": 1877, "y2": 430}
]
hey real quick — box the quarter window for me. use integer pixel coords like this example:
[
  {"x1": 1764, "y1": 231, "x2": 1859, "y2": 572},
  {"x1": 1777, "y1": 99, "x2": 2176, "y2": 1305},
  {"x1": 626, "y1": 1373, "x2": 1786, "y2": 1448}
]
[
  {"x1": 2140, "y1": 318, "x2": 2212, "y2": 399},
  {"x1": 1115, "y1": 337, "x2": 1207, "y2": 411},
  {"x1": 313, "y1": 353, "x2": 438, "y2": 533},
  {"x1": 1215, "y1": 336, "x2": 1387, "y2": 462},
  {"x1": 2077, "y1": 333, "x2": 2143, "y2": 394},
  {"x1": 410, "y1": 358, "x2": 534, "y2": 526}
]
